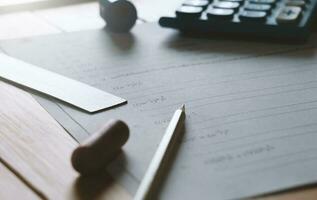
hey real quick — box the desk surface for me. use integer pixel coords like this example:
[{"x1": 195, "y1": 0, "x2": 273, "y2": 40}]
[{"x1": 0, "y1": 1, "x2": 317, "y2": 199}]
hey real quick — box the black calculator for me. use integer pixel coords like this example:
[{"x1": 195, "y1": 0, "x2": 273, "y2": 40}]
[{"x1": 159, "y1": 0, "x2": 317, "y2": 40}]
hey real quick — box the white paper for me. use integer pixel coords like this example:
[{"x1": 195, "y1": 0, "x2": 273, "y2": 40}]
[{"x1": 2, "y1": 23, "x2": 317, "y2": 199}]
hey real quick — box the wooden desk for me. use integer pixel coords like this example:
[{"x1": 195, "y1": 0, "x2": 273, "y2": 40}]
[{"x1": 0, "y1": 1, "x2": 317, "y2": 199}]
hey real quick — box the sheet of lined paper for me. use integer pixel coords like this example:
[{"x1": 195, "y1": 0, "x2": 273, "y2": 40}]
[{"x1": 2, "y1": 23, "x2": 317, "y2": 199}]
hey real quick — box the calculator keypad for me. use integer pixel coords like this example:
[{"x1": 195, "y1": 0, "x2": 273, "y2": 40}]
[
  {"x1": 159, "y1": 0, "x2": 317, "y2": 40},
  {"x1": 175, "y1": 0, "x2": 307, "y2": 24}
]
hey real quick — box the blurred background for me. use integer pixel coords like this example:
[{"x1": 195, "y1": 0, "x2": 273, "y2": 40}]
[{"x1": 0, "y1": 0, "x2": 182, "y2": 40}]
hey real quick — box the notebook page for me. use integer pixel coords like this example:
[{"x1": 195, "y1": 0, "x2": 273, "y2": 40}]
[{"x1": 2, "y1": 23, "x2": 317, "y2": 199}]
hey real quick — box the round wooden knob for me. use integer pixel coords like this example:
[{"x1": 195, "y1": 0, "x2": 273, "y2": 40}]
[
  {"x1": 100, "y1": 0, "x2": 137, "y2": 32},
  {"x1": 71, "y1": 119, "x2": 129, "y2": 175}
]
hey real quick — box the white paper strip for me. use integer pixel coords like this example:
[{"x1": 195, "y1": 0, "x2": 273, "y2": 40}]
[{"x1": 0, "y1": 53, "x2": 126, "y2": 112}]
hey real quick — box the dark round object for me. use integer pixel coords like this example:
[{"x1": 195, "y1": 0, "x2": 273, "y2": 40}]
[
  {"x1": 100, "y1": 0, "x2": 137, "y2": 32},
  {"x1": 71, "y1": 119, "x2": 130, "y2": 175}
]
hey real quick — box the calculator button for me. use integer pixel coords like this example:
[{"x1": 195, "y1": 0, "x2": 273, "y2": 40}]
[
  {"x1": 276, "y1": 6, "x2": 302, "y2": 23},
  {"x1": 207, "y1": 8, "x2": 235, "y2": 20},
  {"x1": 176, "y1": 6, "x2": 204, "y2": 18},
  {"x1": 213, "y1": 2, "x2": 240, "y2": 10},
  {"x1": 239, "y1": 10, "x2": 267, "y2": 21},
  {"x1": 219, "y1": 0, "x2": 244, "y2": 4},
  {"x1": 248, "y1": 0, "x2": 276, "y2": 4},
  {"x1": 183, "y1": 0, "x2": 210, "y2": 8},
  {"x1": 244, "y1": 3, "x2": 272, "y2": 12},
  {"x1": 285, "y1": 0, "x2": 306, "y2": 8}
]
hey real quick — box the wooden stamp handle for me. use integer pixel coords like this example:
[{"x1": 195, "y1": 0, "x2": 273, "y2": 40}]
[{"x1": 71, "y1": 119, "x2": 129, "y2": 175}]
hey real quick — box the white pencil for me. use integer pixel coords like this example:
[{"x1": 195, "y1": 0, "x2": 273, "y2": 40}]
[{"x1": 134, "y1": 105, "x2": 186, "y2": 200}]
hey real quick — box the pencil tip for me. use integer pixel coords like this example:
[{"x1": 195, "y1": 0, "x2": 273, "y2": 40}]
[{"x1": 180, "y1": 104, "x2": 185, "y2": 112}]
